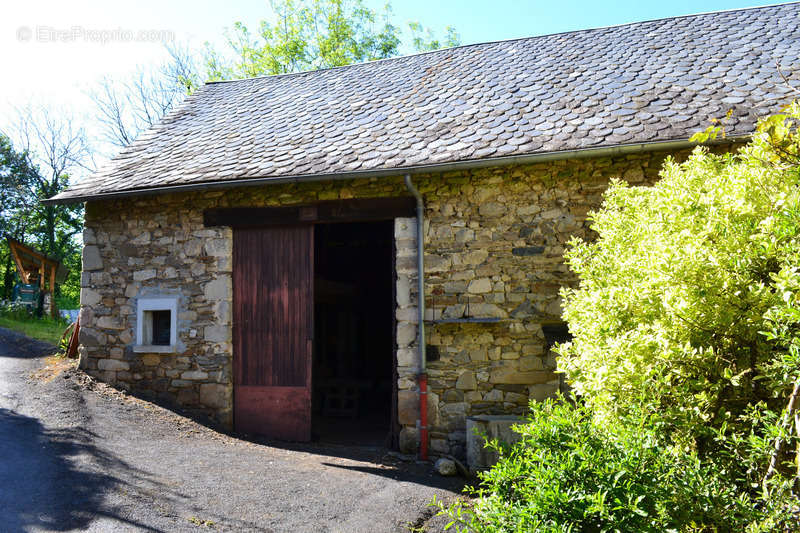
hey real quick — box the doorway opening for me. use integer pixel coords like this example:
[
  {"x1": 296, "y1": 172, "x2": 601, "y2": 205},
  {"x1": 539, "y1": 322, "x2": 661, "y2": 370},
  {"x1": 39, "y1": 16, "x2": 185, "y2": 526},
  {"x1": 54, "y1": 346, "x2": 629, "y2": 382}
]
[{"x1": 312, "y1": 220, "x2": 395, "y2": 446}]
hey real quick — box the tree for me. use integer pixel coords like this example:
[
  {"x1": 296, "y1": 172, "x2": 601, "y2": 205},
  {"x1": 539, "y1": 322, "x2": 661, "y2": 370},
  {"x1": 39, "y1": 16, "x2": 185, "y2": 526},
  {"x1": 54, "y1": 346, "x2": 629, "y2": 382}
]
[
  {"x1": 0, "y1": 105, "x2": 93, "y2": 305},
  {"x1": 90, "y1": 0, "x2": 459, "y2": 151},
  {"x1": 204, "y1": 0, "x2": 460, "y2": 79},
  {"x1": 408, "y1": 21, "x2": 460, "y2": 52},
  {"x1": 0, "y1": 134, "x2": 37, "y2": 300},
  {"x1": 90, "y1": 44, "x2": 200, "y2": 149}
]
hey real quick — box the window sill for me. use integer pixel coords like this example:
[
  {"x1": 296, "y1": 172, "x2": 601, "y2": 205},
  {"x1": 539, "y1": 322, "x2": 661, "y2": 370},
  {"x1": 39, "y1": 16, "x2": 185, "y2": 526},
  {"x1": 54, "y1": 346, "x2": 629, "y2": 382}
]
[{"x1": 132, "y1": 344, "x2": 177, "y2": 354}]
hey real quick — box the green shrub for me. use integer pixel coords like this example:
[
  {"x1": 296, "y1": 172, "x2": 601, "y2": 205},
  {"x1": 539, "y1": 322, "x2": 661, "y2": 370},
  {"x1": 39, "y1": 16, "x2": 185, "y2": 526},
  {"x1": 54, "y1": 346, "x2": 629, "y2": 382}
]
[
  {"x1": 437, "y1": 397, "x2": 777, "y2": 533},
  {"x1": 0, "y1": 300, "x2": 35, "y2": 321},
  {"x1": 438, "y1": 103, "x2": 800, "y2": 531},
  {"x1": 557, "y1": 103, "x2": 800, "y2": 485},
  {"x1": 54, "y1": 294, "x2": 79, "y2": 310}
]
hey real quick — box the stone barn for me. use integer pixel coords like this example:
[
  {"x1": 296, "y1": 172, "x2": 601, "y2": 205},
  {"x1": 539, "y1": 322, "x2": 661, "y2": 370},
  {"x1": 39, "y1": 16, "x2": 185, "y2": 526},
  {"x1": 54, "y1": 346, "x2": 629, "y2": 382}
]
[{"x1": 47, "y1": 4, "x2": 800, "y2": 457}]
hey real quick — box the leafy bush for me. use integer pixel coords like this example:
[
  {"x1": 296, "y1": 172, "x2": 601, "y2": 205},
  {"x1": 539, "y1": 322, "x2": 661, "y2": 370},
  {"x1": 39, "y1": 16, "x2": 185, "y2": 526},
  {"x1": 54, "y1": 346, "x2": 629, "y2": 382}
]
[
  {"x1": 54, "y1": 294, "x2": 79, "y2": 310},
  {"x1": 437, "y1": 397, "x2": 777, "y2": 533},
  {"x1": 0, "y1": 300, "x2": 35, "y2": 321},
  {"x1": 438, "y1": 103, "x2": 800, "y2": 531},
  {"x1": 557, "y1": 103, "x2": 800, "y2": 484}
]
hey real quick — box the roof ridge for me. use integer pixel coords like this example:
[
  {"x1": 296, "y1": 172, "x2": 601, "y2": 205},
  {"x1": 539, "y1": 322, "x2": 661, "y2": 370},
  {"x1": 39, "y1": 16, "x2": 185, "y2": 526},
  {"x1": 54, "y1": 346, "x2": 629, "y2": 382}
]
[
  {"x1": 205, "y1": 1, "x2": 798, "y2": 86},
  {"x1": 49, "y1": 2, "x2": 800, "y2": 203}
]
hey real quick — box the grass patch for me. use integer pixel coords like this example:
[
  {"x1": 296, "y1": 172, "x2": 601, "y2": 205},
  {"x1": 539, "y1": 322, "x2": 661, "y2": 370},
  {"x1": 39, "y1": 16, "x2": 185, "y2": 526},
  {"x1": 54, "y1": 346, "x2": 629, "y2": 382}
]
[{"x1": 0, "y1": 315, "x2": 69, "y2": 345}]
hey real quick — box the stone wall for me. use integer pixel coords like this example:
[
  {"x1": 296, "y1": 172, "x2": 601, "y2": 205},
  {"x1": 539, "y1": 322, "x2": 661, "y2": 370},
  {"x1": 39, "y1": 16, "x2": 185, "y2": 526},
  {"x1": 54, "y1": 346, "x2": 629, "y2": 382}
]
[{"x1": 79, "y1": 149, "x2": 680, "y2": 454}]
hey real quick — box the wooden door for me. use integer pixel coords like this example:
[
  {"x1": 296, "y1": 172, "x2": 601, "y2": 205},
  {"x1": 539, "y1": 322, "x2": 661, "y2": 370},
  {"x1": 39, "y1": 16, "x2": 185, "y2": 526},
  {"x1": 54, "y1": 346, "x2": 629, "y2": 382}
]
[{"x1": 233, "y1": 225, "x2": 313, "y2": 441}]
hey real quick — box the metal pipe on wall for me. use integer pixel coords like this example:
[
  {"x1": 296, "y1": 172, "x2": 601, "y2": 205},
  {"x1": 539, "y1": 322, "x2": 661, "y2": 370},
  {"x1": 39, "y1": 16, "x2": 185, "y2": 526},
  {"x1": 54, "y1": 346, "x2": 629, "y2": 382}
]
[{"x1": 404, "y1": 174, "x2": 428, "y2": 461}]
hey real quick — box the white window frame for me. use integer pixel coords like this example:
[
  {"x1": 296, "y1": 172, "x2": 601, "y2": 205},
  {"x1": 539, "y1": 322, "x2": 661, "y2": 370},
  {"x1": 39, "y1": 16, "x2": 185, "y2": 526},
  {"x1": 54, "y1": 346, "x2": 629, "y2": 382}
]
[{"x1": 134, "y1": 296, "x2": 178, "y2": 353}]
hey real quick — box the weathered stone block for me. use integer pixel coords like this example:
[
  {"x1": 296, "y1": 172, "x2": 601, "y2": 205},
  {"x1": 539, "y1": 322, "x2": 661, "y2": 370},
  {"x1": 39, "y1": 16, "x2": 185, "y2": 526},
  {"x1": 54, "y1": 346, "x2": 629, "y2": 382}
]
[
  {"x1": 142, "y1": 354, "x2": 160, "y2": 366},
  {"x1": 430, "y1": 438, "x2": 449, "y2": 454},
  {"x1": 396, "y1": 322, "x2": 417, "y2": 347},
  {"x1": 119, "y1": 329, "x2": 134, "y2": 344},
  {"x1": 479, "y1": 202, "x2": 506, "y2": 217},
  {"x1": 82, "y1": 245, "x2": 103, "y2": 271},
  {"x1": 203, "y1": 325, "x2": 229, "y2": 343},
  {"x1": 177, "y1": 388, "x2": 198, "y2": 405},
  {"x1": 469, "y1": 348, "x2": 488, "y2": 362},
  {"x1": 427, "y1": 391, "x2": 440, "y2": 427},
  {"x1": 98, "y1": 359, "x2": 129, "y2": 371},
  {"x1": 80, "y1": 288, "x2": 102, "y2": 306},
  {"x1": 529, "y1": 382, "x2": 560, "y2": 402},
  {"x1": 468, "y1": 303, "x2": 507, "y2": 318},
  {"x1": 505, "y1": 392, "x2": 528, "y2": 404},
  {"x1": 398, "y1": 390, "x2": 418, "y2": 426},
  {"x1": 396, "y1": 275, "x2": 411, "y2": 306},
  {"x1": 399, "y1": 426, "x2": 419, "y2": 454},
  {"x1": 181, "y1": 370, "x2": 208, "y2": 381},
  {"x1": 467, "y1": 278, "x2": 492, "y2": 294},
  {"x1": 461, "y1": 249, "x2": 488, "y2": 266},
  {"x1": 464, "y1": 391, "x2": 483, "y2": 403},
  {"x1": 79, "y1": 327, "x2": 104, "y2": 347},
  {"x1": 204, "y1": 276, "x2": 230, "y2": 301},
  {"x1": 83, "y1": 228, "x2": 97, "y2": 245},
  {"x1": 394, "y1": 218, "x2": 416, "y2": 240},
  {"x1": 484, "y1": 389, "x2": 504, "y2": 402},
  {"x1": 97, "y1": 316, "x2": 123, "y2": 330},
  {"x1": 133, "y1": 269, "x2": 156, "y2": 281},
  {"x1": 519, "y1": 355, "x2": 544, "y2": 371},
  {"x1": 204, "y1": 238, "x2": 230, "y2": 257},
  {"x1": 199, "y1": 383, "x2": 229, "y2": 409},
  {"x1": 489, "y1": 367, "x2": 556, "y2": 385},
  {"x1": 455, "y1": 370, "x2": 477, "y2": 390},
  {"x1": 397, "y1": 348, "x2": 416, "y2": 368},
  {"x1": 132, "y1": 231, "x2": 151, "y2": 245}
]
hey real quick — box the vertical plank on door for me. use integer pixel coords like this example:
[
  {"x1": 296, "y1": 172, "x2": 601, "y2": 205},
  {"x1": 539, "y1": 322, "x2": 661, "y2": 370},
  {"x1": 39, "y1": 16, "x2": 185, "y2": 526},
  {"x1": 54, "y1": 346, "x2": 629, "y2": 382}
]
[{"x1": 233, "y1": 225, "x2": 313, "y2": 441}]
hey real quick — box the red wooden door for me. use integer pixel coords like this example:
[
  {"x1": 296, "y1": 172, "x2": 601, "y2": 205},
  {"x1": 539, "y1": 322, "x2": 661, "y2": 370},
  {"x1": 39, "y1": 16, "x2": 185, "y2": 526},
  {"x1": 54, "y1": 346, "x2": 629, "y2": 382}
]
[{"x1": 233, "y1": 225, "x2": 313, "y2": 441}]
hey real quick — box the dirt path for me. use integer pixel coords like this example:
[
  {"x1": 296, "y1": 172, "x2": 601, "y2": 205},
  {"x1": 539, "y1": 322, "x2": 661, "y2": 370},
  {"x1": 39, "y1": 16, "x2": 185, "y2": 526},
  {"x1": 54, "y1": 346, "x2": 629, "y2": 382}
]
[{"x1": 0, "y1": 327, "x2": 464, "y2": 532}]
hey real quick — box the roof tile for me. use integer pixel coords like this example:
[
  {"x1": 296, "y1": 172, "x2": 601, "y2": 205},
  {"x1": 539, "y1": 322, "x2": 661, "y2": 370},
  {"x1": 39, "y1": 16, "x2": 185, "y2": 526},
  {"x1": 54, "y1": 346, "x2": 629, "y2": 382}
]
[{"x1": 52, "y1": 3, "x2": 800, "y2": 202}]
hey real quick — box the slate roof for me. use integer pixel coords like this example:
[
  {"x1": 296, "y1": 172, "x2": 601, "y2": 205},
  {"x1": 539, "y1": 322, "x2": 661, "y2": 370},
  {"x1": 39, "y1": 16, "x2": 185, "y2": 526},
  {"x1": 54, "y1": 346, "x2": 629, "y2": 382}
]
[{"x1": 51, "y1": 3, "x2": 800, "y2": 203}]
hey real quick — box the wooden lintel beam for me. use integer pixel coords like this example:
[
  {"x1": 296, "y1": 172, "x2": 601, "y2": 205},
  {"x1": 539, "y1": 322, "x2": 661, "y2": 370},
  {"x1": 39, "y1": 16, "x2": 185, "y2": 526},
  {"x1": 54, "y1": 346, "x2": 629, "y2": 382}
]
[{"x1": 204, "y1": 196, "x2": 417, "y2": 228}]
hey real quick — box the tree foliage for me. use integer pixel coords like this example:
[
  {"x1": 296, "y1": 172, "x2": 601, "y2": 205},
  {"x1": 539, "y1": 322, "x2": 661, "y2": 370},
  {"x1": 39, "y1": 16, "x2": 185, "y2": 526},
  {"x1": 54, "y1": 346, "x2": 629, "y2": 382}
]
[
  {"x1": 0, "y1": 106, "x2": 91, "y2": 307},
  {"x1": 91, "y1": 0, "x2": 460, "y2": 152},
  {"x1": 204, "y1": 0, "x2": 460, "y2": 79}
]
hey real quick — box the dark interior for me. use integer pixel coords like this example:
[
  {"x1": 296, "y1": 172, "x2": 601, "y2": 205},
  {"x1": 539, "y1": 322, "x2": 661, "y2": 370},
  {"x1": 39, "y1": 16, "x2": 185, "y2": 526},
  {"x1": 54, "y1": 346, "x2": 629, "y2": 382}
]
[
  {"x1": 151, "y1": 311, "x2": 171, "y2": 346},
  {"x1": 312, "y1": 221, "x2": 395, "y2": 446}
]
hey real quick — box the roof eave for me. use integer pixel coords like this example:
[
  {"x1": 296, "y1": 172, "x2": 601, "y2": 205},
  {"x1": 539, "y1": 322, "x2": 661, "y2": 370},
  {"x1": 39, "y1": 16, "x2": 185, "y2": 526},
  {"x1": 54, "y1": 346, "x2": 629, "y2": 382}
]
[{"x1": 43, "y1": 136, "x2": 746, "y2": 205}]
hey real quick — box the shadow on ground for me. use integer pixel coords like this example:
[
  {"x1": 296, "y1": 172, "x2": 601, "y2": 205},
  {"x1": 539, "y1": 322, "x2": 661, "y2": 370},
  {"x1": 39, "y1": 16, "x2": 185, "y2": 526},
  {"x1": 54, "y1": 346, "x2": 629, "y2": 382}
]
[
  {"x1": 320, "y1": 461, "x2": 469, "y2": 491},
  {"x1": 0, "y1": 408, "x2": 177, "y2": 532},
  {"x1": 111, "y1": 382, "x2": 465, "y2": 493}
]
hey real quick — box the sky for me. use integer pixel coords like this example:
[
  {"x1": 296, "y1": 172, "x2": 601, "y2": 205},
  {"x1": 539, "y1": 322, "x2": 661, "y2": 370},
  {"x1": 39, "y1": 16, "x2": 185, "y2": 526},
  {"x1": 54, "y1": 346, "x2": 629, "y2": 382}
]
[{"x1": 0, "y1": 0, "x2": 783, "y2": 177}]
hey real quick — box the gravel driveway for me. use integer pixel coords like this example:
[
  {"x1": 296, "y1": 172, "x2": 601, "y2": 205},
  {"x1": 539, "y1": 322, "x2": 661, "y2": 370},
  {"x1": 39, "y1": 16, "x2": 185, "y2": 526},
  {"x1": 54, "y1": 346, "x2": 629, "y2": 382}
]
[{"x1": 0, "y1": 327, "x2": 464, "y2": 532}]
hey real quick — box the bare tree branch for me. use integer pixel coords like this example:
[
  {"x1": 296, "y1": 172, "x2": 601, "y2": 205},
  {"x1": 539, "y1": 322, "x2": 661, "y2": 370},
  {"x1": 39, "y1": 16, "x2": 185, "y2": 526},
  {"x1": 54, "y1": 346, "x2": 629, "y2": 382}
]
[{"x1": 88, "y1": 44, "x2": 200, "y2": 148}]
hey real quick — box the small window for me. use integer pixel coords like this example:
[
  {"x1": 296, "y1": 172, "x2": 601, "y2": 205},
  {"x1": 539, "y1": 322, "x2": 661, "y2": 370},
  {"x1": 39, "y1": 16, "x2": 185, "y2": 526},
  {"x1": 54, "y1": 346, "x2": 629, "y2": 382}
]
[
  {"x1": 150, "y1": 310, "x2": 172, "y2": 345},
  {"x1": 134, "y1": 297, "x2": 178, "y2": 353}
]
